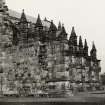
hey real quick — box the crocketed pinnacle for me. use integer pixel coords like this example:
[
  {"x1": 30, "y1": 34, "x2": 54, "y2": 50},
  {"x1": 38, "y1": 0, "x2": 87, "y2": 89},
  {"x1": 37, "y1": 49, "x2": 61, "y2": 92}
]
[
  {"x1": 20, "y1": 9, "x2": 27, "y2": 23},
  {"x1": 35, "y1": 14, "x2": 43, "y2": 28}
]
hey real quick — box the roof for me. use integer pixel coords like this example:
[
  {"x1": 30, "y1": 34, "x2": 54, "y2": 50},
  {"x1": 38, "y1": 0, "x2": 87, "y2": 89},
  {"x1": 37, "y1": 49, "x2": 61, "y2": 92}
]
[{"x1": 8, "y1": 9, "x2": 51, "y2": 28}]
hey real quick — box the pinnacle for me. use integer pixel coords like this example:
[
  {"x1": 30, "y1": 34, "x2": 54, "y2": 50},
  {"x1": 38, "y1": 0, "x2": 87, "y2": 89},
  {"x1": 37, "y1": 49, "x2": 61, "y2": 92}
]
[
  {"x1": 58, "y1": 21, "x2": 62, "y2": 31},
  {"x1": 84, "y1": 39, "x2": 88, "y2": 48},
  {"x1": 20, "y1": 9, "x2": 27, "y2": 23},
  {"x1": 79, "y1": 36, "x2": 83, "y2": 47},
  {"x1": 35, "y1": 14, "x2": 43, "y2": 28},
  {"x1": 70, "y1": 26, "x2": 77, "y2": 37},
  {"x1": 61, "y1": 24, "x2": 66, "y2": 34},
  {"x1": 71, "y1": 26, "x2": 75, "y2": 34},
  {"x1": 92, "y1": 42, "x2": 96, "y2": 51}
]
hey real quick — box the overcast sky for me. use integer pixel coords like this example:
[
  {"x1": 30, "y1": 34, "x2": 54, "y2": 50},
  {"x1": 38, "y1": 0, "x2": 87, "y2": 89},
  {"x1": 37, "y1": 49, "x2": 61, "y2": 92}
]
[{"x1": 6, "y1": 0, "x2": 105, "y2": 73}]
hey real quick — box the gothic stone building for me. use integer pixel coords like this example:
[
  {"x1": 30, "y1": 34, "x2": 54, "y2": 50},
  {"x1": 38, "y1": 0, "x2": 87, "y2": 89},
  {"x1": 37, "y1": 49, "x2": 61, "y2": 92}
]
[{"x1": 0, "y1": 0, "x2": 101, "y2": 96}]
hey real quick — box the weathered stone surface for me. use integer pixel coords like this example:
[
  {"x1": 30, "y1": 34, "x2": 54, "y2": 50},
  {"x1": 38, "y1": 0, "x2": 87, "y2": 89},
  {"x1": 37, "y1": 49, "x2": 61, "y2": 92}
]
[{"x1": 0, "y1": 0, "x2": 101, "y2": 96}]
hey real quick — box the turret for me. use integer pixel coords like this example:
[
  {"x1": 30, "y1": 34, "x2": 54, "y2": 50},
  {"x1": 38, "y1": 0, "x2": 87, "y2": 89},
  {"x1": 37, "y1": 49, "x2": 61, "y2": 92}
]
[
  {"x1": 90, "y1": 42, "x2": 97, "y2": 60},
  {"x1": 84, "y1": 39, "x2": 88, "y2": 57},
  {"x1": 19, "y1": 9, "x2": 28, "y2": 44},
  {"x1": 35, "y1": 14, "x2": 46, "y2": 42},
  {"x1": 69, "y1": 26, "x2": 77, "y2": 46}
]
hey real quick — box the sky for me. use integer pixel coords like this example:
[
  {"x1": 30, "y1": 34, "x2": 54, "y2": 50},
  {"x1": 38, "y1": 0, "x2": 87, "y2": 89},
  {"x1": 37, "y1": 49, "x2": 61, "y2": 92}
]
[{"x1": 6, "y1": 0, "x2": 105, "y2": 73}]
